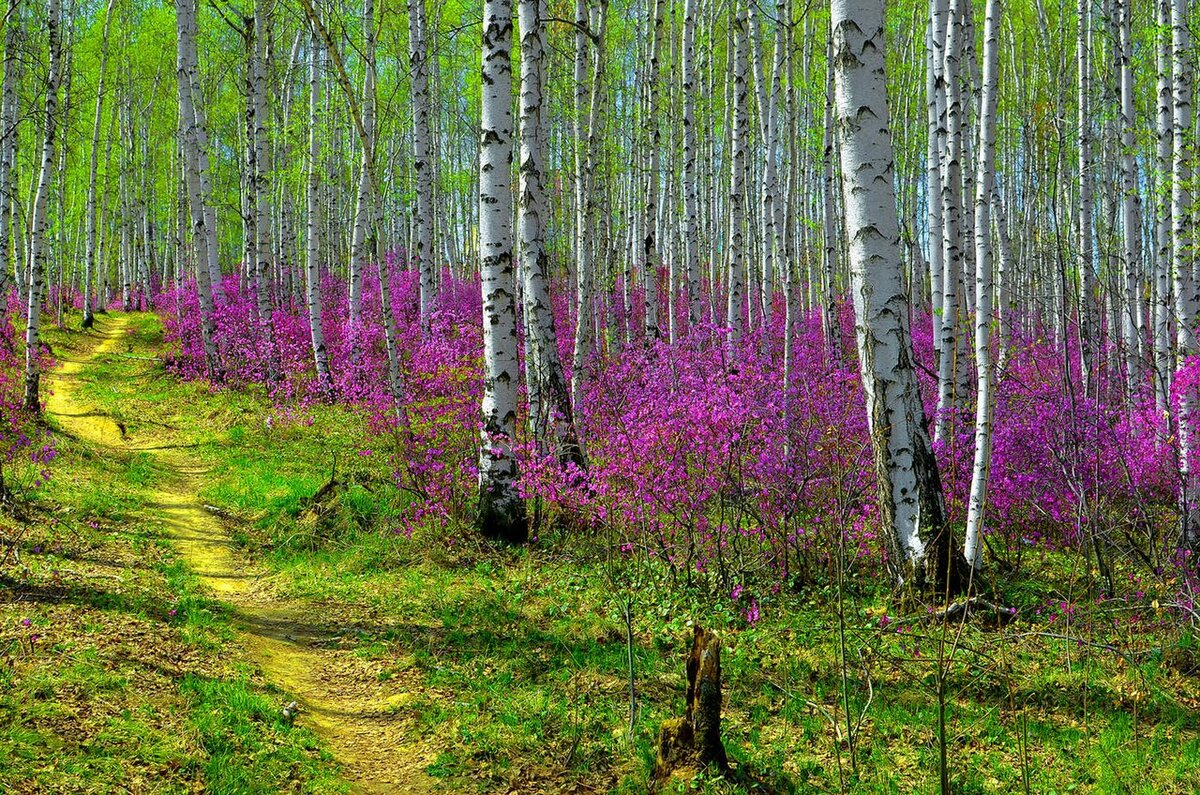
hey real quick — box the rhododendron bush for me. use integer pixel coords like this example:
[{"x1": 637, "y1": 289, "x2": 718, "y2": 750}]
[
  {"x1": 154, "y1": 261, "x2": 1191, "y2": 600},
  {"x1": 0, "y1": 292, "x2": 55, "y2": 496}
]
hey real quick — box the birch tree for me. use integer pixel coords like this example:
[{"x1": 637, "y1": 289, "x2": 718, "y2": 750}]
[
  {"x1": 681, "y1": 0, "x2": 701, "y2": 330},
  {"x1": 519, "y1": 0, "x2": 581, "y2": 465},
  {"x1": 478, "y1": 0, "x2": 526, "y2": 542},
  {"x1": 963, "y1": 0, "x2": 1000, "y2": 571},
  {"x1": 23, "y1": 0, "x2": 62, "y2": 412},
  {"x1": 1077, "y1": 0, "x2": 1096, "y2": 394},
  {"x1": 1155, "y1": 0, "x2": 1175, "y2": 414},
  {"x1": 0, "y1": 0, "x2": 17, "y2": 302},
  {"x1": 935, "y1": 0, "x2": 966, "y2": 444},
  {"x1": 927, "y1": 0, "x2": 948, "y2": 361},
  {"x1": 1171, "y1": 0, "x2": 1199, "y2": 546},
  {"x1": 571, "y1": 1, "x2": 607, "y2": 417},
  {"x1": 306, "y1": 28, "x2": 332, "y2": 390},
  {"x1": 726, "y1": 3, "x2": 749, "y2": 344},
  {"x1": 177, "y1": 0, "x2": 220, "y2": 377},
  {"x1": 252, "y1": 0, "x2": 278, "y2": 380},
  {"x1": 346, "y1": 0, "x2": 375, "y2": 350},
  {"x1": 410, "y1": 0, "x2": 436, "y2": 330},
  {"x1": 831, "y1": 0, "x2": 962, "y2": 590},
  {"x1": 640, "y1": 0, "x2": 664, "y2": 340},
  {"x1": 1117, "y1": 0, "x2": 1141, "y2": 393},
  {"x1": 83, "y1": 0, "x2": 116, "y2": 329}
]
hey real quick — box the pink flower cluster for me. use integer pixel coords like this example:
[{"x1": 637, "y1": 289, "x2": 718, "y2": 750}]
[{"x1": 153, "y1": 261, "x2": 1193, "y2": 611}]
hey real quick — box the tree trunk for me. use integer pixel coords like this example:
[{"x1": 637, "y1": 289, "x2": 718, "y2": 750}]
[
  {"x1": 177, "y1": 0, "x2": 220, "y2": 377},
  {"x1": 725, "y1": 3, "x2": 748, "y2": 344},
  {"x1": 83, "y1": 0, "x2": 115, "y2": 327},
  {"x1": 306, "y1": 28, "x2": 332, "y2": 390},
  {"x1": 518, "y1": 0, "x2": 582, "y2": 467},
  {"x1": 832, "y1": 0, "x2": 963, "y2": 592},
  {"x1": 1172, "y1": 0, "x2": 1200, "y2": 546},
  {"x1": 652, "y1": 626, "x2": 728, "y2": 787},
  {"x1": 936, "y1": 0, "x2": 966, "y2": 445},
  {"x1": 640, "y1": 0, "x2": 664, "y2": 341},
  {"x1": 410, "y1": 0, "x2": 436, "y2": 330},
  {"x1": 23, "y1": 0, "x2": 62, "y2": 412},
  {"x1": 347, "y1": 0, "x2": 375, "y2": 356},
  {"x1": 963, "y1": 0, "x2": 1000, "y2": 572},
  {"x1": 478, "y1": 0, "x2": 526, "y2": 543},
  {"x1": 253, "y1": 0, "x2": 279, "y2": 380},
  {"x1": 1155, "y1": 0, "x2": 1175, "y2": 416},
  {"x1": 571, "y1": 0, "x2": 607, "y2": 427},
  {"x1": 1117, "y1": 0, "x2": 1141, "y2": 394},
  {"x1": 1078, "y1": 0, "x2": 1096, "y2": 397},
  {"x1": 681, "y1": 0, "x2": 701, "y2": 330}
]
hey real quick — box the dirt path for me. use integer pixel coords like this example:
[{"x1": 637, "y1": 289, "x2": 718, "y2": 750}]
[{"x1": 45, "y1": 315, "x2": 438, "y2": 794}]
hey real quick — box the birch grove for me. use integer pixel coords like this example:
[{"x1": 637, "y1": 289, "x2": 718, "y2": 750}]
[{"x1": 8, "y1": 0, "x2": 1200, "y2": 606}]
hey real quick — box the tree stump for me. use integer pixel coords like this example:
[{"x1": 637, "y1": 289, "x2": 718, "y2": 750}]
[{"x1": 652, "y1": 626, "x2": 728, "y2": 788}]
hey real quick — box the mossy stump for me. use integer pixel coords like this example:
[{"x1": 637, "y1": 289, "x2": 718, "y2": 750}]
[{"x1": 652, "y1": 625, "x2": 728, "y2": 788}]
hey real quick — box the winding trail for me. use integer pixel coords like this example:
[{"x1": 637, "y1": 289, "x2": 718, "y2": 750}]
[{"x1": 45, "y1": 315, "x2": 437, "y2": 794}]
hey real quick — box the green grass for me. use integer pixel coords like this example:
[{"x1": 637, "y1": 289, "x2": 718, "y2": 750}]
[
  {"x1": 34, "y1": 311, "x2": 1200, "y2": 794},
  {"x1": 0, "y1": 316, "x2": 348, "y2": 794}
]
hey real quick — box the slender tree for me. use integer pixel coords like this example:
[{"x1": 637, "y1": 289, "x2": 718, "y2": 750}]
[
  {"x1": 478, "y1": 0, "x2": 526, "y2": 542},
  {"x1": 83, "y1": 0, "x2": 116, "y2": 329},
  {"x1": 1172, "y1": 0, "x2": 1199, "y2": 546},
  {"x1": 518, "y1": 0, "x2": 581, "y2": 465},
  {"x1": 1155, "y1": 0, "x2": 1175, "y2": 415},
  {"x1": 963, "y1": 0, "x2": 1000, "y2": 571},
  {"x1": 410, "y1": 0, "x2": 436, "y2": 330},
  {"x1": 252, "y1": 0, "x2": 279, "y2": 380},
  {"x1": 306, "y1": 28, "x2": 331, "y2": 390},
  {"x1": 177, "y1": 0, "x2": 220, "y2": 377},
  {"x1": 831, "y1": 0, "x2": 962, "y2": 591},
  {"x1": 640, "y1": 0, "x2": 664, "y2": 340},
  {"x1": 23, "y1": 0, "x2": 63, "y2": 412},
  {"x1": 681, "y1": 0, "x2": 701, "y2": 331},
  {"x1": 726, "y1": 2, "x2": 749, "y2": 343}
]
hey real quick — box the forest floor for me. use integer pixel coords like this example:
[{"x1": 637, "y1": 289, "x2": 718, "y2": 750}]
[
  {"x1": 39, "y1": 314, "x2": 440, "y2": 793},
  {"x1": 2, "y1": 311, "x2": 1200, "y2": 794}
]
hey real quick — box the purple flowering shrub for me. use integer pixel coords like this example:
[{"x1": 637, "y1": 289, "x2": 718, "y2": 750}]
[
  {"x1": 0, "y1": 292, "x2": 56, "y2": 496},
  {"x1": 155, "y1": 263, "x2": 1194, "y2": 607}
]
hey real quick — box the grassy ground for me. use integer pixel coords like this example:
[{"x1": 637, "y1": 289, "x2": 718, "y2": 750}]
[
  {"x1": 0, "y1": 316, "x2": 348, "y2": 794},
  {"x1": 6, "y1": 310, "x2": 1200, "y2": 793}
]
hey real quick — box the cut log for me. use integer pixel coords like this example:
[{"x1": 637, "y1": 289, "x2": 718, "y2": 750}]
[{"x1": 652, "y1": 625, "x2": 728, "y2": 788}]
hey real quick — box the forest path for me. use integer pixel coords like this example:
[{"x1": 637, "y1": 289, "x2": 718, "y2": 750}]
[{"x1": 45, "y1": 314, "x2": 438, "y2": 795}]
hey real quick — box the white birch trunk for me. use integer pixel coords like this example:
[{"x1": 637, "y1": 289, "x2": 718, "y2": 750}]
[
  {"x1": 84, "y1": 0, "x2": 115, "y2": 326},
  {"x1": 0, "y1": 0, "x2": 17, "y2": 301},
  {"x1": 1077, "y1": 0, "x2": 1096, "y2": 395},
  {"x1": 821, "y1": 40, "x2": 841, "y2": 361},
  {"x1": 1156, "y1": 0, "x2": 1175, "y2": 415},
  {"x1": 306, "y1": 29, "x2": 332, "y2": 389},
  {"x1": 253, "y1": 0, "x2": 278, "y2": 378},
  {"x1": 935, "y1": 0, "x2": 965, "y2": 444},
  {"x1": 23, "y1": 0, "x2": 62, "y2": 412},
  {"x1": 640, "y1": 0, "x2": 664, "y2": 340},
  {"x1": 832, "y1": 0, "x2": 960, "y2": 590},
  {"x1": 571, "y1": 1, "x2": 607, "y2": 422},
  {"x1": 347, "y1": 0, "x2": 375, "y2": 348},
  {"x1": 726, "y1": 3, "x2": 749, "y2": 343},
  {"x1": 927, "y1": 0, "x2": 948, "y2": 359},
  {"x1": 1172, "y1": 0, "x2": 1200, "y2": 545},
  {"x1": 177, "y1": 0, "x2": 220, "y2": 376},
  {"x1": 410, "y1": 0, "x2": 436, "y2": 329},
  {"x1": 518, "y1": 0, "x2": 581, "y2": 466},
  {"x1": 963, "y1": 0, "x2": 1000, "y2": 572},
  {"x1": 682, "y1": 0, "x2": 701, "y2": 329},
  {"x1": 478, "y1": 0, "x2": 526, "y2": 542},
  {"x1": 1117, "y1": 0, "x2": 1141, "y2": 393}
]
